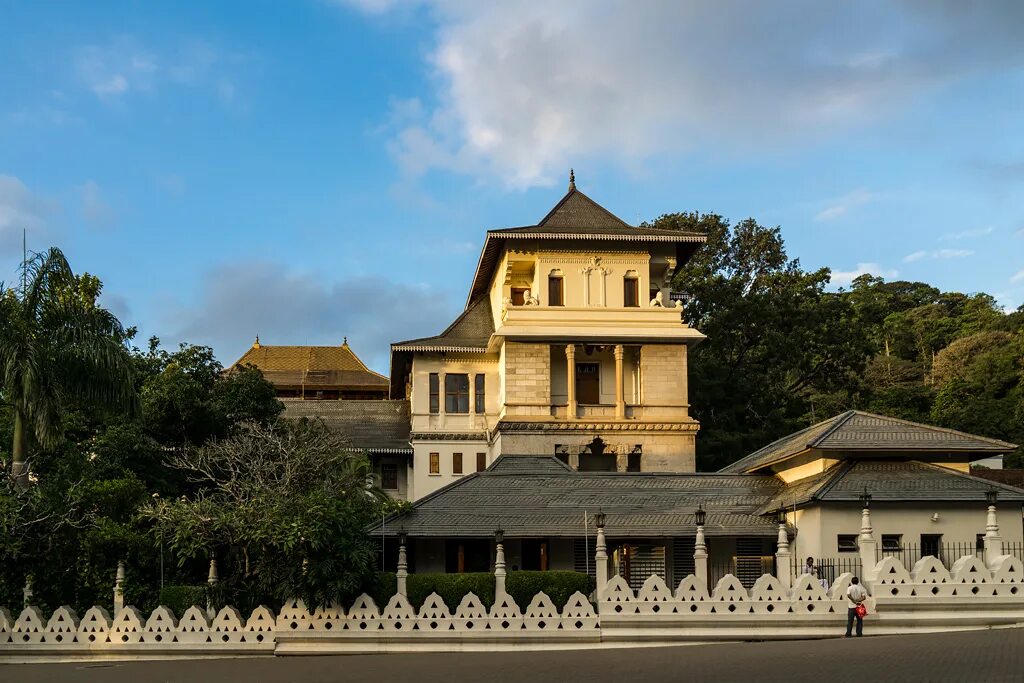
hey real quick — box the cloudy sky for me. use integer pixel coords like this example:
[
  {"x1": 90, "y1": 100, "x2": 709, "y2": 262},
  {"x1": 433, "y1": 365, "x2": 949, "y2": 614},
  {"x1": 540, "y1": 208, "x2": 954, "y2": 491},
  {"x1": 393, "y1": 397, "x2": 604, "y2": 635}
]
[{"x1": 2, "y1": 1, "x2": 1023, "y2": 372}]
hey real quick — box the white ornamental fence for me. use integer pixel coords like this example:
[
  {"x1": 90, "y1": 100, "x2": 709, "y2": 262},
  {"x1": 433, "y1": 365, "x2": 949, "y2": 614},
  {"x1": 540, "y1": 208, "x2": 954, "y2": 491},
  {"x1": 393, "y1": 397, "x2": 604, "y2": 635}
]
[{"x1": 3, "y1": 553, "x2": 1024, "y2": 659}]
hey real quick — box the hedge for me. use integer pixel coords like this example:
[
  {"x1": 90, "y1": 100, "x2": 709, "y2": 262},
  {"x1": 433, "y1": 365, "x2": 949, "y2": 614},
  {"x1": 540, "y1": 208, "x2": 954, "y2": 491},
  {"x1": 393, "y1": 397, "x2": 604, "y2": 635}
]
[
  {"x1": 506, "y1": 571, "x2": 595, "y2": 609},
  {"x1": 407, "y1": 572, "x2": 495, "y2": 609},
  {"x1": 158, "y1": 585, "x2": 208, "y2": 616}
]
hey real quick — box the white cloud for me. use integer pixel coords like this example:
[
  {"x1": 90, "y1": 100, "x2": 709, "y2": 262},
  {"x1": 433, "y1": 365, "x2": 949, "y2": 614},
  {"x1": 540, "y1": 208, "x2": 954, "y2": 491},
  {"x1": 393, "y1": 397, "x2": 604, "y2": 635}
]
[
  {"x1": 941, "y1": 226, "x2": 995, "y2": 241},
  {"x1": 1011, "y1": 270, "x2": 1024, "y2": 284},
  {"x1": 830, "y1": 262, "x2": 898, "y2": 287},
  {"x1": 352, "y1": 1, "x2": 1024, "y2": 187},
  {"x1": 164, "y1": 261, "x2": 459, "y2": 371},
  {"x1": 0, "y1": 175, "x2": 57, "y2": 254},
  {"x1": 902, "y1": 248, "x2": 973, "y2": 263},
  {"x1": 79, "y1": 180, "x2": 117, "y2": 228},
  {"x1": 814, "y1": 188, "x2": 876, "y2": 222}
]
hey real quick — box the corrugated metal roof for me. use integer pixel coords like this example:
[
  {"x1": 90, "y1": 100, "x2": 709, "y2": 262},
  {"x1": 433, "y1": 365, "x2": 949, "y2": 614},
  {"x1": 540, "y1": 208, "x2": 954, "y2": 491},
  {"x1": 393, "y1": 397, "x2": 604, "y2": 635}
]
[
  {"x1": 281, "y1": 399, "x2": 411, "y2": 453},
  {"x1": 720, "y1": 411, "x2": 1017, "y2": 474}
]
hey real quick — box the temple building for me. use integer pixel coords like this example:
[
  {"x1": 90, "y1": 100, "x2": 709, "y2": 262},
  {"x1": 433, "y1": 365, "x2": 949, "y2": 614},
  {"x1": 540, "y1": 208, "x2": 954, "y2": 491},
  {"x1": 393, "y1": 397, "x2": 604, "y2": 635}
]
[
  {"x1": 389, "y1": 171, "x2": 706, "y2": 500},
  {"x1": 229, "y1": 337, "x2": 389, "y2": 400}
]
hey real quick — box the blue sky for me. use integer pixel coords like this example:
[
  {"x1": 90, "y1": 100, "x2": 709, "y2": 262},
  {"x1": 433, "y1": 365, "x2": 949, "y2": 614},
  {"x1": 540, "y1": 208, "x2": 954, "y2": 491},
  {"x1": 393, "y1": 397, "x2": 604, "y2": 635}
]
[{"x1": 1, "y1": 1, "x2": 1023, "y2": 372}]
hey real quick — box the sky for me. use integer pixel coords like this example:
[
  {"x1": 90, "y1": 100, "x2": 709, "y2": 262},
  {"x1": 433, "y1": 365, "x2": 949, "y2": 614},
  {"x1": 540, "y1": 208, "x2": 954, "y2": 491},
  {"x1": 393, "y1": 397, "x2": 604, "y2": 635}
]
[{"x1": 1, "y1": 1, "x2": 1023, "y2": 373}]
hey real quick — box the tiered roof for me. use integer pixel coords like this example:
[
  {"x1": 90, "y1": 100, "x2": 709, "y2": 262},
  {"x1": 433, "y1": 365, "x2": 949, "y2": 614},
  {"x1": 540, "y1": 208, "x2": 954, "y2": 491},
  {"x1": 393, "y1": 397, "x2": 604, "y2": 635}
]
[{"x1": 231, "y1": 339, "x2": 389, "y2": 391}]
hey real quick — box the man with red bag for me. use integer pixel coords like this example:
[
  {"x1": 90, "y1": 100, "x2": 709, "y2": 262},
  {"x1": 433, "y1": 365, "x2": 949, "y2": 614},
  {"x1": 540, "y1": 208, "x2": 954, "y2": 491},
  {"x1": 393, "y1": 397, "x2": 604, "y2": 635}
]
[{"x1": 845, "y1": 576, "x2": 868, "y2": 637}]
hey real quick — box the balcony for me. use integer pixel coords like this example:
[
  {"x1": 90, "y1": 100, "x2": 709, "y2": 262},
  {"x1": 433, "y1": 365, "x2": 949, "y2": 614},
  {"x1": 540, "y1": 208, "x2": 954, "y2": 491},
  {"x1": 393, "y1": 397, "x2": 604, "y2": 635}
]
[{"x1": 497, "y1": 306, "x2": 704, "y2": 343}]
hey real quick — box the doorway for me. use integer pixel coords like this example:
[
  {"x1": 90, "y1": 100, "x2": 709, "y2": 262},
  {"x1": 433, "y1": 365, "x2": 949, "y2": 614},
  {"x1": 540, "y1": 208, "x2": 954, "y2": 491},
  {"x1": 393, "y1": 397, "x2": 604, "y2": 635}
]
[{"x1": 576, "y1": 362, "x2": 600, "y2": 404}]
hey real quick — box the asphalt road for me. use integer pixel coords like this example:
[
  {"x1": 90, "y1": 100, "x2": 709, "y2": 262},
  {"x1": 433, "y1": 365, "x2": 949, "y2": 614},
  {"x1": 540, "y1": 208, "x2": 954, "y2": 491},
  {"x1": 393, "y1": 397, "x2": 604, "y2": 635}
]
[{"x1": 3, "y1": 628, "x2": 1023, "y2": 683}]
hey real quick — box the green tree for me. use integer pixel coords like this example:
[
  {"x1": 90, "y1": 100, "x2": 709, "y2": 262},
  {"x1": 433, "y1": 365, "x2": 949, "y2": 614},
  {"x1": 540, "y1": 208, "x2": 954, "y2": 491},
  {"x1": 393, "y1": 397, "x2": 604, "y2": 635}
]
[{"x1": 0, "y1": 248, "x2": 136, "y2": 487}]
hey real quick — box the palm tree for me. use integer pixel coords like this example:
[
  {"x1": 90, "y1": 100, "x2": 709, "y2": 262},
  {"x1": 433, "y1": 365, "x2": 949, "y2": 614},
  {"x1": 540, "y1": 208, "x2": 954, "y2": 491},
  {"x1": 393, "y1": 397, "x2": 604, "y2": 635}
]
[{"x1": 0, "y1": 247, "x2": 137, "y2": 488}]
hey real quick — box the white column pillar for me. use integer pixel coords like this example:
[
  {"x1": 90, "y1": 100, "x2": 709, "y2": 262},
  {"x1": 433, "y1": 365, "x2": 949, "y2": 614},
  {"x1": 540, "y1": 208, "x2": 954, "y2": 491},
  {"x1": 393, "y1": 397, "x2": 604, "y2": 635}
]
[
  {"x1": 580, "y1": 267, "x2": 592, "y2": 306},
  {"x1": 614, "y1": 344, "x2": 625, "y2": 419},
  {"x1": 113, "y1": 561, "x2": 126, "y2": 615},
  {"x1": 858, "y1": 504, "x2": 878, "y2": 585},
  {"x1": 598, "y1": 267, "x2": 611, "y2": 306},
  {"x1": 984, "y1": 499, "x2": 1003, "y2": 568},
  {"x1": 775, "y1": 518, "x2": 792, "y2": 590},
  {"x1": 397, "y1": 537, "x2": 409, "y2": 598},
  {"x1": 565, "y1": 344, "x2": 577, "y2": 419},
  {"x1": 694, "y1": 525, "x2": 708, "y2": 592},
  {"x1": 595, "y1": 522, "x2": 609, "y2": 604},
  {"x1": 494, "y1": 532, "x2": 507, "y2": 598}
]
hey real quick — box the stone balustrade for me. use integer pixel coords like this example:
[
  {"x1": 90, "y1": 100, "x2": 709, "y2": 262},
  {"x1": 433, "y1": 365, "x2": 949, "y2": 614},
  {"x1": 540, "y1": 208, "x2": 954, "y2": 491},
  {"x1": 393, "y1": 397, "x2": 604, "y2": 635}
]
[{"x1": 4, "y1": 553, "x2": 1024, "y2": 660}]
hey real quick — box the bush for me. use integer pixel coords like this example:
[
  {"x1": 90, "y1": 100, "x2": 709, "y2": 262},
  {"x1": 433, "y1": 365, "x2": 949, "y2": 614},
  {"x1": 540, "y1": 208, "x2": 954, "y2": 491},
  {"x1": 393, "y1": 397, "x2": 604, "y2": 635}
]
[
  {"x1": 407, "y1": 572, "x2": 495, "y2": 610},
  {"x1": 158, "y1": 585, "x2": 207, "y2": 616},
  {"x1": 506, "y1": 571, "x2": 595, "y2": 609},
  {"x1": 367, "y1": 572, "x2": 397, "y2": 610}
]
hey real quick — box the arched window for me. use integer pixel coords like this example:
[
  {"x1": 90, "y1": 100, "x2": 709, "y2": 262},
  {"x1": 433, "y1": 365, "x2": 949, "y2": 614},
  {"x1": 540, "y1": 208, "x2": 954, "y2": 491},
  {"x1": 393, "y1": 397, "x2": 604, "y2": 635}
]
[
  {"x1": 623, "y1": 271, "x2": 639, "y2": 307},
  {"x1": 548, "y1": 269, "x2": 564, "y2": 306}
]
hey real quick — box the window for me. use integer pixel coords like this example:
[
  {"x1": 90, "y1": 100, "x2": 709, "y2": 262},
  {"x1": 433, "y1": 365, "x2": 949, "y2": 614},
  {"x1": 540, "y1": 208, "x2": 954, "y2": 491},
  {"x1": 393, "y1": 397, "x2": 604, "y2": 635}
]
[
  {"x1": 837, "y1": 535, "x2": 859, "y2": 553},
  {"x1": 881, "y1": 534, "x2": 902, "y2": 552},
  {"x1": 511, "y1": 287, "x2": 527, "y2": 306},
  {"x1": 445, "y1": 374, "x2": 470, "y2": 413},
  {"x1": 453, "y1": 452, "x2": 463, "y2": 474},
  {"x1": 624, "y1": 276, "x2": 639, "y2": 307},
  {"x1": 474, "y1": 374, "x2": 485, "y2": 413},
  {"x1": 548, "y1": 274, "x2": 564, "y2": 306},
  {"x1": 476, "y1": 452, "x2": 487, "y2": 472},
  {"x1": 428, "y1": 373, "x2": 439, "y2": 414},
  {"x1": 381, "y1": 464, "x2": 398, "y2": 490},
  {"x1": 627, "y1": 452, "x2": 641, "y2": 472},
  {"x1": 977, "y1": 533, "x2": 986, "y2": 551},
  {"x1": 429, "y1": 452, "x2": 440, "y2": 475},
  {"x1": 921, "y1": 534, "x2": 942, "y2": 558},
  {"x1": 576, "y1": 362, "x2": 600, "y2": 404}
]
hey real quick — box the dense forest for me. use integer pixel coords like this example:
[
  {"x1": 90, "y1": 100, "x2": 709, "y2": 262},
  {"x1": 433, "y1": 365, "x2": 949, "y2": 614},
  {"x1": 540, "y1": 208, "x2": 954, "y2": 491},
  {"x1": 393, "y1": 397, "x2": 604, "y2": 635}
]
[{"x1": 646, "y1": 213, "x2": 1024, "y2": 471}]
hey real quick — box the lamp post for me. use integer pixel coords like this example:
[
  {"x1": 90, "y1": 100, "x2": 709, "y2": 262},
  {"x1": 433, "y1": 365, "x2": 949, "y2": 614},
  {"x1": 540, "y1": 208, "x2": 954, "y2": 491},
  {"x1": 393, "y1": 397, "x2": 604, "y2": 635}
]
[
  {"x1": 858, "y1": 487, "x2": 878, "y2": 585},
  {"x1": 494, "y1": 527, "x2": 507, "y2": 598},
  {"x1": 594, "y1": 509, "x2": 608, "y2": 603},
  {"x1": 397, "y1": 530, "x2": 409, "y2": 598},
  {"x1": 693, "y1": 504, "x2": 708, "y2": 591},
  {"x1": 984, "y1": 488, "x2": 1002, "y2": 568},
  {"x1": 774, "y1": 506, "x2": 792, "y2": 589}
]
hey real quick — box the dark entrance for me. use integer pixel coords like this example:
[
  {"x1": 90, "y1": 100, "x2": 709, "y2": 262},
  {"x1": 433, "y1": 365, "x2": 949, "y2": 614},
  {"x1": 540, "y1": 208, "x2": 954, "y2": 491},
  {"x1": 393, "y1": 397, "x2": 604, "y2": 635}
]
[
  {"x1": 445, "y1": 539, "x2": 491, "y2": 573},
  {"x1": 576, "y1": 362, "x2": 600, "y2": 404},
  {"x1": 578, "y1": 436, "x2": 616, "y2": 472},
  {"x1": 922, "y1": 534, "x2": 942, "y2": 559}
]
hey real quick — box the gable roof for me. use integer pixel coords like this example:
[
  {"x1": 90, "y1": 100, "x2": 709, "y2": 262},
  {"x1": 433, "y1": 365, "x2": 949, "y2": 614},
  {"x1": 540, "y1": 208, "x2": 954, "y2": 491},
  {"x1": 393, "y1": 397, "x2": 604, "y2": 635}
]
[
  {"x1": 720, "y1": 411, "x2": 1018, "y2": 474},
  {"x1": 759, "y1": 460, "x2": 1024, "y2": 513},
  {"x1": 281, "y1": 399, "x2": 411, "y2": 453},
  {"x1": 370, "y1": 455, "x2": 785, "y2": 538},
  {"x1": 231, "y1": 340, "x2": 388, "y2": 389},
  {"x1": 391, "y1": 296, "x2": 494, "y2": 352},
  {"x1": 466, "y1": 180, "x2": 705, "y2": 306}
]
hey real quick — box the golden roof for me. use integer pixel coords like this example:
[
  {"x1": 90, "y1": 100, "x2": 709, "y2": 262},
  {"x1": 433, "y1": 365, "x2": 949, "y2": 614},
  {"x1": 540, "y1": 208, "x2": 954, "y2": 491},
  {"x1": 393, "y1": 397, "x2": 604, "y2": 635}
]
[{"x1": 231, "y1": 338, "x2": 389, "y2": 388}]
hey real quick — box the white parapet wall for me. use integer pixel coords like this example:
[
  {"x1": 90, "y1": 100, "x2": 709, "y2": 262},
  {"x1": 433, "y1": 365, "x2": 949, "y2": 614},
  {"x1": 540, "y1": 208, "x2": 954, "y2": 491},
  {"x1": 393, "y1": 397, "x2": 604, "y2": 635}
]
[{"x1": 3, "y1": 554, "x2": 1024, "y2": 660}]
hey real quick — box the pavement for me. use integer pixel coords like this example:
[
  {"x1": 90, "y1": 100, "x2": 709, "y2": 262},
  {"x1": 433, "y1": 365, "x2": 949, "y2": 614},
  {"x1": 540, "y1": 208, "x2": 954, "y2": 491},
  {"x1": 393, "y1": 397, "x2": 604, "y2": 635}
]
[{"x1": 2, "y1": 628, "x2": 1023, "y2": 682}]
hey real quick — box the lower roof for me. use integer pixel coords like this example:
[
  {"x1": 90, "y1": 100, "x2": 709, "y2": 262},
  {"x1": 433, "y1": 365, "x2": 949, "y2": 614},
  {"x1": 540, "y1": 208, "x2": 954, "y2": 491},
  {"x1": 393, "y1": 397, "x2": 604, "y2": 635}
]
[{"x1": 281, "y1": 399, "x2": 412, "y2": 453}]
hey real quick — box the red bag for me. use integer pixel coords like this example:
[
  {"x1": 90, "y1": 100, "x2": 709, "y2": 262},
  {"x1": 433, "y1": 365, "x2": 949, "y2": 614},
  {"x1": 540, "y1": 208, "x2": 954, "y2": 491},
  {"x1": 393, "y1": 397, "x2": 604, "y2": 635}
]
[{"x1": 855, "y1": 603, "x2": 867, "y2": 618}]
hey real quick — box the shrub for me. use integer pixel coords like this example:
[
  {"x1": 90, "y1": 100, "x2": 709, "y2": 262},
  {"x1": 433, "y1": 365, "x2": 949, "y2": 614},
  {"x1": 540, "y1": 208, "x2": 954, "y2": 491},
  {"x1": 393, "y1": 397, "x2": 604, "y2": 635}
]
[
  {"x1": 406, "y1": 572, "x2": 495, "y2": 610},
  {"x1": 506, "y1": 571, "x2": 595, "y2": 609},
  {"x1": 158, "y1": 585, "x2": 208, "y2": 616}
]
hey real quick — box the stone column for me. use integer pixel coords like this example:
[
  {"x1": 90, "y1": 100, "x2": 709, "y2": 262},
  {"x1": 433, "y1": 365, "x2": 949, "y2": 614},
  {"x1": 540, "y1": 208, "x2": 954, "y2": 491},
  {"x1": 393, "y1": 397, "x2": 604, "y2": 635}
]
[
  {"x1": 580, "y1": 267, "x2": 592, "y2": 306},
  {"x1": 207, "y1": 558, "x2": 219, "y2": 620},
  {"x1": 614, "y1": 344, "x2": 625, "y2": 419},
  {"x1": 694, "y1": 526, "x2": 708, "y2": 592},
  {"x1": 439, "y1": 372, "x2": 446, "y2": 414},
  {"x1": 595, "y1": 523, "x2": 609, "y2": 604},
  {"x1": 984, "y1": 501, "x2": 1003, "y2": 568},
  {"x1": 598, "y1": 267, "x2": 612, "y2": 306},
  {"x1": 858, "y1": 505, "x2": 878, "y2": 585},
  {"x1": 113, "y1": 561, "x2": 125, "y2": 615},
  {"x1": 565, "y1": 344, "x2": 577, "y2": 419},
  {"x1": 494, "y1": 532, "x2": 507, "y2": 598},
  {"x1": 775, "y1": 521, "x2": 792, "y2": 590},
  {"x1": 397, "y1": 536, "x2": 409, "y2": 598}
]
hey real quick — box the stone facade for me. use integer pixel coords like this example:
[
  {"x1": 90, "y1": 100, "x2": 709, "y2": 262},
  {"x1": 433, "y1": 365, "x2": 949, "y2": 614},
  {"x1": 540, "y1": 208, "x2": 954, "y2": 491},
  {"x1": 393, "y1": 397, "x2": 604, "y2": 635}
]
[{"x1": 501, "y1": 342, "x2": 551, "y2": 417}]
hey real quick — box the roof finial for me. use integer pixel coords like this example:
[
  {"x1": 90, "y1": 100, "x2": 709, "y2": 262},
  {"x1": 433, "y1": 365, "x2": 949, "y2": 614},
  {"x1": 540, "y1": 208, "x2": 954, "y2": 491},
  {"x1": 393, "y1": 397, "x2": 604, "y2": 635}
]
[
  {"x1": 254, "y1": 335, "x2": 260, "y2": 348},
  {"x1": 343, "y1": 336, "x2": 348, "y2": 345},
  {"x1": 568, "y1": 168, "x2": 576, "y2": 191}
]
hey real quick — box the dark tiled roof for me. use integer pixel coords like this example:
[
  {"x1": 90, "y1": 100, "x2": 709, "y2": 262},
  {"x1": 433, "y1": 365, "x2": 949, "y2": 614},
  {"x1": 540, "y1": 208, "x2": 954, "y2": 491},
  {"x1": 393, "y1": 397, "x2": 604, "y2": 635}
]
[
  {"x1": 372, "y1": 455, "x2": 784, "y2": 538},
  {"x1": 231, "y1": 342, "x2": 388, "y2": 389},
  {"x1": 281, "y1": 399, "x2": 411, "y2": 453},
  {"x1": 759, "y1": 460, "x2": 1024, "y2": 513},
  {"x1": 720, "y1": 411, "x2": 1018, "y2": 474},
  {"x1": 391, "y1": 296, "x2": 494, "y2": 352},
  {"x1": 466, "y1": 185, "x2": 705, "y2": 306}
]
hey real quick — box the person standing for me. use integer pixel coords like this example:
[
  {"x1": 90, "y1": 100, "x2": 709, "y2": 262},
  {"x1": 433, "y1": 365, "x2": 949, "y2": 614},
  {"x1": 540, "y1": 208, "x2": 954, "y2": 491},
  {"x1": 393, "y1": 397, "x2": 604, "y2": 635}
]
[{"x1": 845, "y1": 576, "x2": 868, "y2": 637}]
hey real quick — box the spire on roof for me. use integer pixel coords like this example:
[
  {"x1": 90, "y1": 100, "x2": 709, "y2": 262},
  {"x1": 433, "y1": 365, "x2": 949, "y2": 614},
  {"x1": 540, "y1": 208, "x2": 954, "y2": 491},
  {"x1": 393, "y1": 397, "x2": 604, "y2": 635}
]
[
  {"x1": 254, "y1": 335, "x2": 260, "y2": 349},
  {"x1": 568, "y1": 168, "x2": 576, "y2": 191},
  {"x1": 343, "y1": 336, "x2": 348, "y2": 345}
]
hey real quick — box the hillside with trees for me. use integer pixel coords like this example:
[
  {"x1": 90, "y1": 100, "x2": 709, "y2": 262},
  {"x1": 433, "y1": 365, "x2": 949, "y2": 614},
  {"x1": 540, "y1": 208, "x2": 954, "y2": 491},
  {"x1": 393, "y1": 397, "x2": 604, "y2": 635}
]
[{"x1": 647, "y1": 213, "x2": 1024, "y2": 471}]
